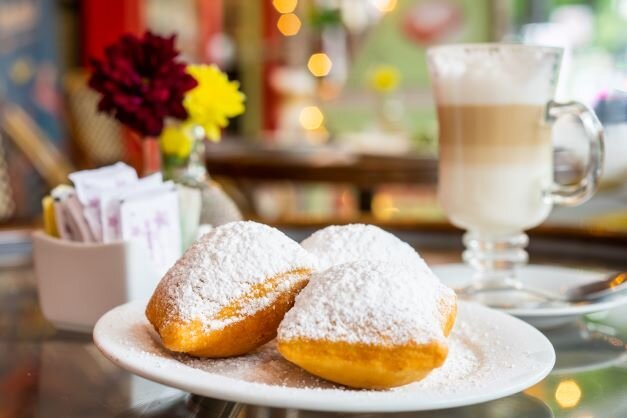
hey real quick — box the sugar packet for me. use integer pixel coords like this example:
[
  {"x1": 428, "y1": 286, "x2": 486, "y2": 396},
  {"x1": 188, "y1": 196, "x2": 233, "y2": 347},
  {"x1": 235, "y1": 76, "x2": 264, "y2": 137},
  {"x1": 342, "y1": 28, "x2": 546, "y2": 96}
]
[
  {"x1": 99, "y1": 173, "x2": 165, "y2": 243},
  {"x1": 68, "y1": 163, "x2": 138, "y2": 240},
  {"x1": 119, "y1": 187, "x2": 182, "y2": 276},
  {"x1": 50, "y1": 185, "x2": 94, "y2": 242}
]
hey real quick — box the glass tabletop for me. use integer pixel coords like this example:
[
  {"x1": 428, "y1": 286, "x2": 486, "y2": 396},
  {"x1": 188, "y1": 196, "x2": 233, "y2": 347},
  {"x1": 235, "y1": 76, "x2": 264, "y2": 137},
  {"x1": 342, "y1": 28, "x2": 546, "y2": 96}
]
[{"x1": 1, "y1": 240, "x2": 626, "y2": 418}]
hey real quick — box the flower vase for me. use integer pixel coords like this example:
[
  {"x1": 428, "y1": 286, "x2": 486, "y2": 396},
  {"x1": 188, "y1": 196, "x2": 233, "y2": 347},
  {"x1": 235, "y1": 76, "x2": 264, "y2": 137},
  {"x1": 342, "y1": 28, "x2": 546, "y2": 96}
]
[
  {"x1": 176, "y1": 126, "x2": 242, "y2": 227},
  {"x1": 141, "y1": 137, "x2": 162, "y2": 176},
  {"x1": 375, "y1": 94, "x2": 405, "y2": 133}
]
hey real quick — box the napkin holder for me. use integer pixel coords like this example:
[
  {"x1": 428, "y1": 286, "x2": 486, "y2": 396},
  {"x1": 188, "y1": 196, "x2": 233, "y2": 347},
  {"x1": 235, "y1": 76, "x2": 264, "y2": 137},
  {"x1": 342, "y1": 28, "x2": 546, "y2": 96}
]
[{"x1": 32, "y1": 231, "x2": 160, "y2": 332}]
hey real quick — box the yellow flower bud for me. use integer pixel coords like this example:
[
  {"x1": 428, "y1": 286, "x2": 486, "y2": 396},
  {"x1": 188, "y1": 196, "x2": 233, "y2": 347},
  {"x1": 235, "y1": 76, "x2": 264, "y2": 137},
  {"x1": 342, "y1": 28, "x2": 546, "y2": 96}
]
[{"x1": 160, "y1": 123, "x2": 195, "y2": 159}]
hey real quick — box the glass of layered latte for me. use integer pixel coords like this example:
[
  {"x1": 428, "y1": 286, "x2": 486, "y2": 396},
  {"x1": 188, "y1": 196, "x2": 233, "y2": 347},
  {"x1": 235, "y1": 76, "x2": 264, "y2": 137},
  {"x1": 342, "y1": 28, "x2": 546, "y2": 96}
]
[{"x1": 427, "y1": 44, "x2": 604, "y2": 291}]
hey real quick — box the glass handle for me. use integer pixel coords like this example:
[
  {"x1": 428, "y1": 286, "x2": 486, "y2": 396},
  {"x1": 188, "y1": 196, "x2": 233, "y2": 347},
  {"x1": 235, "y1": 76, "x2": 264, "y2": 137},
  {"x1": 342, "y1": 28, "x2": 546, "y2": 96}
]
[{"x1": 546, "y1": 100, "x2": 604, "y2": 206}]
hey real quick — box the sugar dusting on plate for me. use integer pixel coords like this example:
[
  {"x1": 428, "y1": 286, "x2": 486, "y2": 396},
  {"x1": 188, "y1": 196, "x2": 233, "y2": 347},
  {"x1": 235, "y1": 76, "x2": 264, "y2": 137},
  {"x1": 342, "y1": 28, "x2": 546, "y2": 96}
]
[
  {"x1": 121, "y1": 304, "x2": 530, "y2": 394},
  {"x1": 175, "y1": 326, "x2": 481, "y2": 392}
]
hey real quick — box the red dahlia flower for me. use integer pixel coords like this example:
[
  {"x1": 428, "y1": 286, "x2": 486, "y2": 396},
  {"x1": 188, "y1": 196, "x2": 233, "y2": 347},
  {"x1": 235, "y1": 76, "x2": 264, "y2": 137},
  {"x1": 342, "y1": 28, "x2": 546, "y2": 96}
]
[{"x1": 88, "y1": 32, "x2": 197, "y2": 137}]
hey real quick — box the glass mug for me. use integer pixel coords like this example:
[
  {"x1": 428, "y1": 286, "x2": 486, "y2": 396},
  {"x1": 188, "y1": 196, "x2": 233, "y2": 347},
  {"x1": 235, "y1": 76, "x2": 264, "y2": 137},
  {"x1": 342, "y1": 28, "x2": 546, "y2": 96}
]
[{"x1": 427, "y1": 44, "x2": 604, "y2": 291}]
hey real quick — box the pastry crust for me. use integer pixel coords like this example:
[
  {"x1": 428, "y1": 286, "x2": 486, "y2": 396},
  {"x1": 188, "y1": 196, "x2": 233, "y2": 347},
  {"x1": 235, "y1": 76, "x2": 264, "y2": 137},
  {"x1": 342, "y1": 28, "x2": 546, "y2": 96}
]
[
  {"x1": 278, "y1": 306, "x2": 455, "y2": 389},
  {"x1": 440, "y1": 293, "x2": 458, "y2": 337},
  {"x1": 278, "y1": 340, "x2": 446, "y2": 390},
  {"x1": 146, "y1": 269, "x2": 310, "y2": 357}
]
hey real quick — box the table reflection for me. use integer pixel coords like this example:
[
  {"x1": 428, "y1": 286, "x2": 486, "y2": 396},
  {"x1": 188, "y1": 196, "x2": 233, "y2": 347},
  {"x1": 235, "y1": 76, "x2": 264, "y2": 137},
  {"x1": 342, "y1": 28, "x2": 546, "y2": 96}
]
[
  {"x1": 546, "y1": 320, "x2": 627, "y2": 374},
  {"x1": 116, "y1": 392, "x2": 551, "y2": 418},
  {"x1": 244, "y1": 393, "x2": 552, "y2": 418}
]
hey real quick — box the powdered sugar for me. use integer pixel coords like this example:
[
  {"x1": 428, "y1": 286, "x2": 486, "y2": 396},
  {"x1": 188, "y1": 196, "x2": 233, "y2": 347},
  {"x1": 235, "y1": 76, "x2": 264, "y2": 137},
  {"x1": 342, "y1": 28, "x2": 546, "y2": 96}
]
[
  {"x1": 151, "y1": 221, "x2": 314, "y2": 331},
  {"x1": 178, "y1": 340, "x2": 338, "y2": 388},
  {"x1": 299, "y1": 224, "x2": 456, "y2": 329},
  {"x1": 278, "y1": 260, "x2": 448, "y2": 345},
  {"x1": 301, "y1": 224, "x2": 432, "y2": 275}
]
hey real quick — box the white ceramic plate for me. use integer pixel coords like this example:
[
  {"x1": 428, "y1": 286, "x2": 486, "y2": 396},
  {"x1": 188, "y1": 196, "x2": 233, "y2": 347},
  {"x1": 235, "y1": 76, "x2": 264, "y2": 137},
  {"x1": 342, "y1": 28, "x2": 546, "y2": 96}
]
[
  {"x1": 433, "y1": 264, "x2": 627, "y2": 329},
  {"x1": 93, "y1": 301, "x2": 554, "y2": 413}
]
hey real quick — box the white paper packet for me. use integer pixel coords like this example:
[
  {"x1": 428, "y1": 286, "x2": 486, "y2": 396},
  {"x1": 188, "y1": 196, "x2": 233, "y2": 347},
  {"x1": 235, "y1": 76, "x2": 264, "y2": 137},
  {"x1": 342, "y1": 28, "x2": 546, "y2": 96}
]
[
  {"x1": 50, "y1": 185, "x2": 92, "y2": 242},
  {"x1": 68, "y1": 163, "x2": 139, "y2": 241},
  {"x1": 119, "y1": 187, "x2": 182, "y2": 276},
  {"x1": 69, "y1": 162, "x2": 138, "y2": 200},
  {"x1": 99, "y1": 173, "x2": 165, "y2": 243},
  {"x1": 64, "y1": 195, "x2": 95, "y2": 242}
]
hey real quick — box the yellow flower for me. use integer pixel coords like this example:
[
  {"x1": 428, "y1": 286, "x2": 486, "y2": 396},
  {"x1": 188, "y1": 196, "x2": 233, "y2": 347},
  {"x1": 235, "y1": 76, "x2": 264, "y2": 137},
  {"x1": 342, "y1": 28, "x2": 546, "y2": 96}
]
[
  {"x1": 184, "y1": 64, "x2": 246, "y2": 141},
  {"x1": 368, "y1": 65, "x2": 400, "y2": 93},
  {"x1": 160, "y1": 122, "x2": 195, "y2": 159}
]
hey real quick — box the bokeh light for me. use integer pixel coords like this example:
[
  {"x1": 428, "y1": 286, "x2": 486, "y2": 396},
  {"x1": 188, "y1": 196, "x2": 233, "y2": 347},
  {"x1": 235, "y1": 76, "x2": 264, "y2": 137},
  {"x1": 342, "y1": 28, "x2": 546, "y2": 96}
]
[
  {"x1": 299, "y1": 106, "x2": 324, "y2": 130},
  {"x1": 273, "y1": 0, "x2": 298, "y2": 14},
  {"x1": 373, "y1": 0, "x2": 397, "y2": 13},
  {"x1": 372, "y1": 193, "x2": 399, "y2": 220},
  {"x1": 555, "y1": 380, "x2": 582, "y2": 409},
  {"x1": 307, "y1": 53, "x2": 333, "y2": 77},
  {"x1": 277, "y1": 13, "x2": 301, "y2": 36}
]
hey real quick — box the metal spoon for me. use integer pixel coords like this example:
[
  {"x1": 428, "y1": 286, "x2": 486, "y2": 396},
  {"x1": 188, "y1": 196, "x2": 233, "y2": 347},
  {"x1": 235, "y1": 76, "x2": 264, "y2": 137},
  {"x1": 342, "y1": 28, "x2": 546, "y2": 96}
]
[{"x1": 456, "y1": 271, "x2": 627, "y2": 304}]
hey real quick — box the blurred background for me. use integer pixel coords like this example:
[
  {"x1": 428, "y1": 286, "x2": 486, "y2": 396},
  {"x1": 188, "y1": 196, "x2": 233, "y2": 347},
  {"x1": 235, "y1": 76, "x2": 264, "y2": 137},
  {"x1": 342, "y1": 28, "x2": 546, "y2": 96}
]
[{"x1": 2, "y1": 0, "x2": 627, "y2": 231}]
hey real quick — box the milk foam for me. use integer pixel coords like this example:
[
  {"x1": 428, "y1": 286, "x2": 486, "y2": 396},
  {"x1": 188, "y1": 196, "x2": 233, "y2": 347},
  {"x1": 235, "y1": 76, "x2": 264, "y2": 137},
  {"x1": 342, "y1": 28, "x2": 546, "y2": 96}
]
[
  {"x1": 428, "y1": 44, "x2": 562, "y2": 106},
  {"x1": 439, "y1": 161, "x2": 553, "y2": 234}
]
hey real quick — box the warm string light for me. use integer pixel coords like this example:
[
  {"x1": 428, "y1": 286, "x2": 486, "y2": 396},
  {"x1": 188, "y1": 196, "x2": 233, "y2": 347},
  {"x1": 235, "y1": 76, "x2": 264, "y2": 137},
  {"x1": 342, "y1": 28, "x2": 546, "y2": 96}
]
[
  {"x1": 274, "y1": 0, "x2": 334, "y2": 140},
  {"x1": 275, "y1": 0, "x2": 300, "y2": 36},
  {"x1": 299, "y1": 106, "x2": 324, "y2": 130},
  {"x1": 277, "y1": 13, "x2": 301, "y2": 36},
  {"x1": 273, "y1": 0, "x2": 298, "y2": 14},
  {"x1": 307, "y1": 53, "x2": 333, "y2": 77}
]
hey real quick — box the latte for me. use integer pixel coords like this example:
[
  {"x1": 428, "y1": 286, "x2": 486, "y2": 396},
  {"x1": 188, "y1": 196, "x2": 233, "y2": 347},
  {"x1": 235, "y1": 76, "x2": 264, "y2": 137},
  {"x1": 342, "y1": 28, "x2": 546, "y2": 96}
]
[{"x1": 437, "y1": 104, "x2": 553, "y2": 234}]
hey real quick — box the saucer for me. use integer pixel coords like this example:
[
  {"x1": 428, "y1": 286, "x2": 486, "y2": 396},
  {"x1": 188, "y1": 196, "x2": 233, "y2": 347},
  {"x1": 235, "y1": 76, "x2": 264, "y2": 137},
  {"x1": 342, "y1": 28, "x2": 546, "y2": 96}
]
[{"x1": 432, "y1": 264, "x2": 627, "y2": 329}]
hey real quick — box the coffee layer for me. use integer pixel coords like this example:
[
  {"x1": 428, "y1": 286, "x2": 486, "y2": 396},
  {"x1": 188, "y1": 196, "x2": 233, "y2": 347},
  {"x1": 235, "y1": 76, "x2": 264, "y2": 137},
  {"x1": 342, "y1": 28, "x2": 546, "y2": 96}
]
[{"x1": 437, "y1": 104, "x2": 551, "y2": 165}]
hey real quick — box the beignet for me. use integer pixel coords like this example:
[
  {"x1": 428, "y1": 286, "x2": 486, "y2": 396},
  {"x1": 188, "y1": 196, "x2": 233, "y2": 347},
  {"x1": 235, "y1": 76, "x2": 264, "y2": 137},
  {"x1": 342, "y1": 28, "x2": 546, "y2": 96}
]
[
  {"x1": 301, "y1": 224, "x2": 456, "y2": 336},
  {"x1": 277, "y1": 260, "x2": 456, "y2": 389},
  {"x1": 146, "y1": 221, "x2": 314, "y2": 357}
]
